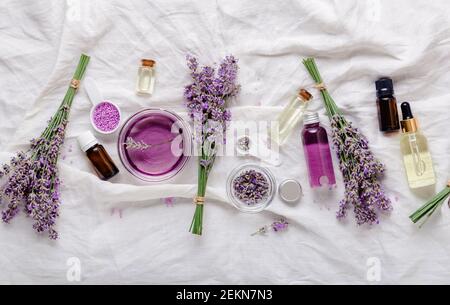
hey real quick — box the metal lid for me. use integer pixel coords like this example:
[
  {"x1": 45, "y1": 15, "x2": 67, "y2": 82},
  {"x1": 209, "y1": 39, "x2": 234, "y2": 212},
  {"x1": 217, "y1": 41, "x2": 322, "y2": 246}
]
[
  {"x1": 303, "y1": 112, "x2": 320, "y2": 125},
  {"x1": 279, "y1": 179, "x2": 302, "y2": 203}
]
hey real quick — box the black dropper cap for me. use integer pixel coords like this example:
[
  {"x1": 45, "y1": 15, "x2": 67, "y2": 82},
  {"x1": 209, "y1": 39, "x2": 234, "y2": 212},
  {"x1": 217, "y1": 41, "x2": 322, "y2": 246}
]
[
  {"x1": 401, "y1": 102, "x2": 414, "y2": 120},
  {"x1": 375, "y1": 77, "x2": 394, "y2": 98}
]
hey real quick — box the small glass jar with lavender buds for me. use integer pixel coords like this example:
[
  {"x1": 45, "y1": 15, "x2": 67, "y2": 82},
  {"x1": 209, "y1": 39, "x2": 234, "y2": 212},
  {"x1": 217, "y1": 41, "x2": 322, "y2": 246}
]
[{"x1": 226, "y1": 164, "x2": 276, "y2": 213}]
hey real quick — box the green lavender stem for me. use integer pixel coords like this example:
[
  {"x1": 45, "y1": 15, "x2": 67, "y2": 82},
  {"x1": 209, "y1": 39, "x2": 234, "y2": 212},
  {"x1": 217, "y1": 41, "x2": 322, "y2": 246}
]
[
  {"x1": 41, "y1": 54, "x2": 90, "y2": 141},
  {"x1": 409, "y1": 185, "x2": 450, "y2": 225},
  {"x1": 302, "y1": 58, "x2": 342, "y2": 119},
  {"x1": 31, "y1": 54, "x2": 90, "y2": 161},
  {"x1": 302, "y1": 58, "x2": 349, "y2": 164},
  {"x1": 189, "y1": 148, "x2": 213, "y2": 235}
]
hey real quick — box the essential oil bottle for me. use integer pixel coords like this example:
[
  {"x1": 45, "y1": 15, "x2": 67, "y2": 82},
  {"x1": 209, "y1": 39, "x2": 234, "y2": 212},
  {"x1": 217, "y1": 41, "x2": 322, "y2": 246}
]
[
  {"x1": 301, "y1": 112, "x2": 336, "y2": 188},
  {"x1": 375, "y1": 77, "x2": 400, "y2": 132},
  {"x1": 77, "y1": 131, "x2": 119, "y2": 180},
  {"x1": 271, "y1": 88, "x2": 313, "y2": 145},
  {"x1": 399, "y1": 102, "x2": 435, "y2": 189},
  {"x1": 136, "y1": 59, "x2": 156, "y2": 95}
]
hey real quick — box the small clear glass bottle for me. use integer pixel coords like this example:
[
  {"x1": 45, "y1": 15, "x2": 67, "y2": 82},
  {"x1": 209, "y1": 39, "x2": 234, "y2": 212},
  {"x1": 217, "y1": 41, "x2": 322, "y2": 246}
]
[
  {"x1": 136, "y1": 59, "x2": 156, "y2": 95},
  {"x1": 77, "y1": 131, "x2": 119, "y2": 181},
  {"x1": 400, "y1": 102, "x2": 435, "y2": 189},
  {"x1": 301, "y1": 112, "x2": 336, "y2": 188},
  {"x1": 271, "y1": 89, "x2": 312, "y2": 145}
]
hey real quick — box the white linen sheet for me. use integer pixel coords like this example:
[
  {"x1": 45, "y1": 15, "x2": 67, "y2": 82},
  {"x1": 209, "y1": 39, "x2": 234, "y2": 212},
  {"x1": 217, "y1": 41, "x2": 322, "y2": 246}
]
[{"x1": 0, "y1": 0, "x2": 449, "y2": 284}]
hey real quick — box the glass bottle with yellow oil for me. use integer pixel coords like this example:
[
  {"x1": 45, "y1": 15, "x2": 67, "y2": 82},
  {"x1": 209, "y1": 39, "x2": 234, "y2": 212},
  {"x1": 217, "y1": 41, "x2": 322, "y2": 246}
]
[
  {"x1": 270, "y1": 88, "x2": 313, "y2": 146},
  {"x1": 400, "y1": 102, "x2": 435, "y2": 188}
]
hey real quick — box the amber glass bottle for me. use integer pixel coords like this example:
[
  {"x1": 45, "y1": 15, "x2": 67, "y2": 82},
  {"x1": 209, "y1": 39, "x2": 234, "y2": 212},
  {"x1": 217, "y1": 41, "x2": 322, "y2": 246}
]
[
  {"x1": 375, "y1": 77, "x2": 400, "y2": 132},
  {"x1": 77, "y1": 131, "x2": 119, "y2": 180}
]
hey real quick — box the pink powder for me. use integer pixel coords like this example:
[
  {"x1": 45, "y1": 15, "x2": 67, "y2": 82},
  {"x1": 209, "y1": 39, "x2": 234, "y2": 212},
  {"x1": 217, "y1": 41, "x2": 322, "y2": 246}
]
[{"x1": 92, "y1": 101, "x2": 120, "y2": 132}]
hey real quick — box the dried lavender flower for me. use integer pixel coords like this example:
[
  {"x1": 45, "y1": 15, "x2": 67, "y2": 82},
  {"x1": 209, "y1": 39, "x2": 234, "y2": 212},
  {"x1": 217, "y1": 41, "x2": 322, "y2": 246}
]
[
  {"x1": 271, "y1": 218, "x2": 289, "y2": 232},
  {"x1": 124, "y1": 137, "x2": 150, "y2": 150},
  {"x1": 123, "y1": 136, "x2": 176, "y2": 151},
  {"x1": 251, "y1": 217, "x2": 289, "y2": 236},
  {"x1": 232, "y1": 169, "x2": 269, "y2": 205}
]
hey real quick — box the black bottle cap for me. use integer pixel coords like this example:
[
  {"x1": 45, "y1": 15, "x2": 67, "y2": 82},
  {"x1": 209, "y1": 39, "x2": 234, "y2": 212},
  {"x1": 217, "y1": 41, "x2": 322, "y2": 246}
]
[
  {"x1": 401, "y1": 102, "x2": 414, "y2": 120},
  {"x1": 375, "y1": 77, "x2": 394, "y2": 97}
]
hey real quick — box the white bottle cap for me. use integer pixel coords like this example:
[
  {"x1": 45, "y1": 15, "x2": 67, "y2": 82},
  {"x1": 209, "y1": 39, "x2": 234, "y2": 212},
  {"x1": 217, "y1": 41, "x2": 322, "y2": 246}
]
[
  {"x1": 304, "y1": 112, "x2": 320, "y2": 125},
  {"x1": 77, "y1": 131, "x2": 98, "y2": 152}
]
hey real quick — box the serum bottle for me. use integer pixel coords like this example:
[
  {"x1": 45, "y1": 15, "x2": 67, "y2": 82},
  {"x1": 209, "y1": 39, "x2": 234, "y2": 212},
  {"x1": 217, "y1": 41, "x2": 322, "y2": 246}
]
[
  {"x1": 136, "y1": 59, "x2": 156, "y2": 95},
  {"x1": 271, "y1": 89, "x2": 313, "y2": 145},
  {"x1": 301, "y1": 112, "x2": 336, "y2": 188},
  {"x1": 400, "y1": 102, "x2": 435, "y2": 189}
]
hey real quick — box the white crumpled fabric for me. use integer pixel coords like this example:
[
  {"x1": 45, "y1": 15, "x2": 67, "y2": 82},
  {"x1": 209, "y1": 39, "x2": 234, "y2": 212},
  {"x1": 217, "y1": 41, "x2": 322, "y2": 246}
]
[{"x1": 0, "y1": 0, "x2": 449, "y2": 284}]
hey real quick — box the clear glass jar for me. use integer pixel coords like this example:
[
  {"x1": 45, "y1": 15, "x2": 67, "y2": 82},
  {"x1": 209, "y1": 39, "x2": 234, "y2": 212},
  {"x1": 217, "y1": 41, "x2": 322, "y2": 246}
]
[
  {"x1": 117, "y1": 108, "x2": 192, "y2": 182},
  {"x1": 271, "y1": 89, "x2": 313, "y2": 145},
  {"x1": 136, "y1": 59, "x2": 156, "y2": 95}
]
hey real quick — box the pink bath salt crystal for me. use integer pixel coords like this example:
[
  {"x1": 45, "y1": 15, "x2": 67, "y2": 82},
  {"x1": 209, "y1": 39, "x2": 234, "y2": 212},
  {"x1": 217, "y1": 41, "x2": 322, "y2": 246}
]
[{"x1": 92, "y1": 101, "x2": 120, "y2": 132}]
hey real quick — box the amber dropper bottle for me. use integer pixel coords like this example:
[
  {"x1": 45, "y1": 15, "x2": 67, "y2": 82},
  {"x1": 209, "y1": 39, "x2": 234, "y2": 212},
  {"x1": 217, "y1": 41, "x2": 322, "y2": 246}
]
[
  {"x1": 77, "y1": 131, "x2": 119, "y2": 181},
  {"x1": 375, "y1": 77, "x2": 400, "y2": 132}
]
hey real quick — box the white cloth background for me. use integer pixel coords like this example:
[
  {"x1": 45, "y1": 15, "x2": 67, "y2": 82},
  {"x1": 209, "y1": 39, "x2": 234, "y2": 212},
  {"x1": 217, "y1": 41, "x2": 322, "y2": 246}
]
[{"x1": 0, "y1": 0, "x2": 449, "y2": 284}]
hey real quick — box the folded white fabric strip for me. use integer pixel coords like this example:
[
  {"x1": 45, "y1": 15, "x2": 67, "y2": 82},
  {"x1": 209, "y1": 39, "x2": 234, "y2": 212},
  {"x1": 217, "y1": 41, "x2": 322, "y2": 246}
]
[{"x1": 0, "y1": 0, "x2": 449, "y2": 284}]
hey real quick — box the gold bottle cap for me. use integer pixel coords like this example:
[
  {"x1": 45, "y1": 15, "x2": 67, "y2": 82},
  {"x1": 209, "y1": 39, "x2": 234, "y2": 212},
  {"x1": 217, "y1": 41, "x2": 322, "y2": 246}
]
[
  {"x1": 141, "y1": 59, "x2": 155, "y2": 67},
  {"x1": 400, "y1": 118, "x2": 418, "y2": 133},
  {"x1": 298, "y1": 89, "x2": 313, "y2": 102}
]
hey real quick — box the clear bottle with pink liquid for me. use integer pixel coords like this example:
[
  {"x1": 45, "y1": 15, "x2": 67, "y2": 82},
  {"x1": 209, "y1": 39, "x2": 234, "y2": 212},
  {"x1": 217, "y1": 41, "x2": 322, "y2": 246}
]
[{"x1": 301, "y1": 112, "x2": 336, "y2": 188}]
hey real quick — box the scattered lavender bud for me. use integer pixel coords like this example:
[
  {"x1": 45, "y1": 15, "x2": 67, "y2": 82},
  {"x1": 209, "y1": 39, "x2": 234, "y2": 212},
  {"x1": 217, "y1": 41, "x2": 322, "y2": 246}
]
[
  {"x1": 271, "y1": 218, "x2": 289, "y2": 232},
  {"x1": 162, "y1": 197, "x2": 175, "y2": 207}
]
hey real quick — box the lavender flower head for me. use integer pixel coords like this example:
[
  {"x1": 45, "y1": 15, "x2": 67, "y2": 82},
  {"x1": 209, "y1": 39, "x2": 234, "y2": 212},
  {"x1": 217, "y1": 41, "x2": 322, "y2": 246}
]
[
  {"x1": 0, "y1": 120, "x2": 68, "y2": 239},
  {"x1": 331, "y1": 114, "x2": 392, "y2": 225},
  {"x1": 184, "y1": 55, "x2": 240, "y2": 154}
]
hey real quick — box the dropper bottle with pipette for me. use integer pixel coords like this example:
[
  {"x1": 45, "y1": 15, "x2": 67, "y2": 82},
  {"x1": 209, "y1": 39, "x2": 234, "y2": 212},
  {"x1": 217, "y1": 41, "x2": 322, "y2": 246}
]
[{"x1": 400, "y1": 102, "x2": 435, "y2": 189}]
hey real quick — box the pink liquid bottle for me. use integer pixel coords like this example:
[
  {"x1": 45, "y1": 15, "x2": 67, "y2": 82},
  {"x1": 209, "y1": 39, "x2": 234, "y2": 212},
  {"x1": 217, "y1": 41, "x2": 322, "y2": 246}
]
[{"x1": 301, "y1": 112, "x2": 336, "y2": 188}]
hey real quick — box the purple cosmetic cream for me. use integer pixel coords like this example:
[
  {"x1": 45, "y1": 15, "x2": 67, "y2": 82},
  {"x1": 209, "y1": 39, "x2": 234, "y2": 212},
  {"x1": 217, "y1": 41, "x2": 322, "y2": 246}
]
[
  {"x1": 91, "y1": 101, "x2": 121, "y2": 133},
  {"x1": 118, "y1": 109, "x2": 192, "y2": 182}
]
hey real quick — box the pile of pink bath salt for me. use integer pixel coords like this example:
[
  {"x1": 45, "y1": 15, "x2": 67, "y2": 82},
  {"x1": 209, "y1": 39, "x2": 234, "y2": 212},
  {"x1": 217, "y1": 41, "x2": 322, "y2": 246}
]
[{"x1": 92, "y1": 101, "x2": 120, "y2": 132}]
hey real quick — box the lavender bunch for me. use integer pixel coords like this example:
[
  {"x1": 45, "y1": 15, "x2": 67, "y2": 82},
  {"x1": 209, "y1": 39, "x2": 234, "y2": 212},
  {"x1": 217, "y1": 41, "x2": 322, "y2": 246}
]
[
  {"x1": 303, "y1": 58, "x2": 391, "y2": 225},
  {"x1": 0, "y1": 54, "x2": 89, "y2": 239},
  {"x1": 184, "y1": 55, "x2": 240, "y2": 235}
]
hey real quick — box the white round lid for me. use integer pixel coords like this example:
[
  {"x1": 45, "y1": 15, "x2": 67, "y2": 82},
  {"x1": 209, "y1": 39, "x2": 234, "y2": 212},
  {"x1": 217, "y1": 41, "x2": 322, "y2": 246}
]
[{"x1": 77, "y1": 131, "x2": 98, "y2": 152}]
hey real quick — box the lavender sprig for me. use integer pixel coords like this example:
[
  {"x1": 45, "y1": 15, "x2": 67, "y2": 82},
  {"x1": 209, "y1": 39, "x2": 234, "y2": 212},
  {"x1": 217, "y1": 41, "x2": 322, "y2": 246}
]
[
  {"x1": 123, "y1": 136, "x2": 177, "y2": 151},
  {"x1": 124, "y1": 137, "x2": 150, "y2": 150},
  {"x1": 0, "y1": 54, "x2": 90, "y2": 239},
  {"x1": 184, "y1": 55, "x2": 240, "y2": 235},
  {"x1": 303, "y1": 58, "x2": 391, "y2": 225},
  {"x1": 251, "y1": 218, "x2": 289, "y2": 236}
]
